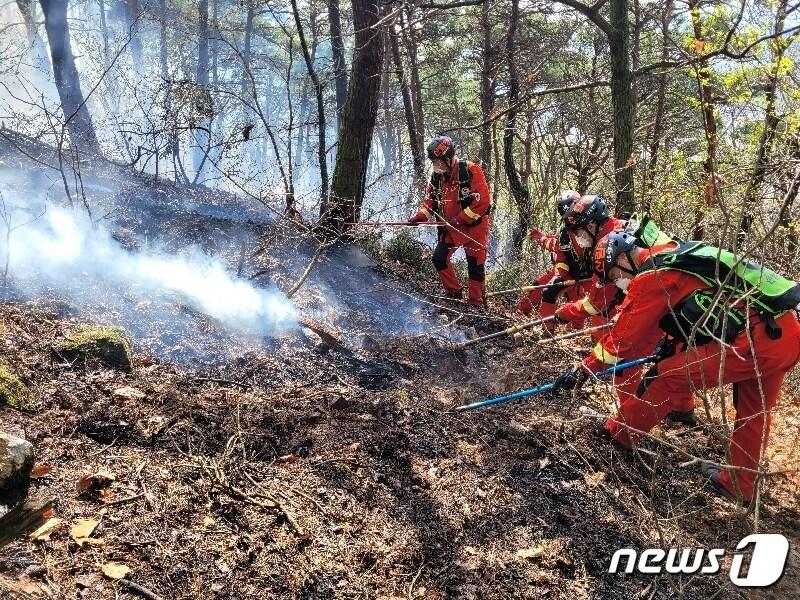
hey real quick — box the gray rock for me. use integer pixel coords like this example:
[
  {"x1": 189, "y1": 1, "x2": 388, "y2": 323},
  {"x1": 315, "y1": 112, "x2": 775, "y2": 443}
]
[{"x1": 0, "y1": 432, "x2": 34, "y2": 507}]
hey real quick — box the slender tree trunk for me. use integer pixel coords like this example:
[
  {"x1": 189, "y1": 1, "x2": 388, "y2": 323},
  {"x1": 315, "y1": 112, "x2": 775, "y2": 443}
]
[
  {"x1": 781, "y1": 134, "x2": 800, "y2": 255},
  {"x1": 390, "y1": 28, "x2": 424, "y2": 182},
  {"x1": 242, "y1": 1, "x2": 255, "y2": 99},
  {"x1": 327, "y1": 0, "x2": 348, "y2": 132},
  {"x1": 122, "y1": 0, "x2": 143, "y2": 72},
  {"x1": 193, "y1": 0, "x2": 211, "y2": 181},
  {"x1": 478, "y1": 0, "x2": 495, "y2": 172},
  {"x1": 381, "y1": 70, "x2": 395, "y2": 175},
  {"x1": 285, "y1": 39, "x2": 296, "y2": 216},
  {"x1": 689, "y1": 0, "x2": 717, "y2": 240},
  {"x1": 609, "y1": 0, "x2": 634, "y2": 215},
  {"x1": 159, "y1": 0, "x2": 168, "y2": 77},
  {"x1": 291, "y1": 0, "x2": 328, "y2": 207},
  {"x1": 491, "y1": 119, "x2": 501, "y2": 200},
  {"x1": 401, "y1": 6, "x2": 424, "y2": 141},
  {"x1": 504, "y1": 0, "x2": 531, "y2": 257},
  {"x1": 644, "y1": 0, "x2": 673, "y2": 209},
  {"x1": 321, "y1": 0, "x2": 385, "y2": 231},
  {"x1": 17, "y1": 0, "x2": 49, "y2": 66},
  {"x1": 40, "y1": 0, "x2": 101, "y2": 155},
  {"x1": 737, "y1": 0, "x2": 789, "y2": 247}
]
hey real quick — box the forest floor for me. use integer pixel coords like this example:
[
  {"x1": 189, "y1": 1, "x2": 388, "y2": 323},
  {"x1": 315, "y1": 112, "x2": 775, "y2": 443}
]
[{"x1": 0, "y1": 134, "x2": 798, "y2": 599}]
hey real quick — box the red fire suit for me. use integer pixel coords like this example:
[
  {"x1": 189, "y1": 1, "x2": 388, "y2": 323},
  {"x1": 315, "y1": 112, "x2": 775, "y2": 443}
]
[
  {"x1": 412, "y1": 160, "x2": 491, "y2": 305},
  {"x1": 520, "y1": 218, "x2": 624, "y2": 333},
  {"x1": 517, "y1": 231, "x2": 580, "y2": 318},
  {"x1": 582, "y1": 246, "x2": 800, "y2": 501}
]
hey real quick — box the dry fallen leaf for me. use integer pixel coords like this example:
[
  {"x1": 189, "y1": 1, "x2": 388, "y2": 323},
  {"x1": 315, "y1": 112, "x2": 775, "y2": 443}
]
[
  {"x1": 516, "y1": 546, "x2": 546, "y2": 560},
  {"x1": 101, "y1": 562, "x2": 130, "y2": 580},
  {"x1": 77, "y1": 471, "x2": 116, "y2": 496},
  {"x1": 70, "y1": 518, "x2": 99, "y2": 546},
  {"x1": 584, "y1": 471, "x2": 607, "y2": 487},
  {"x1": 75, "y1": 573, "x2": 101, "y2": 589},
  {"x1": 112, "y1": 386, "x2": 146, "y2": 401},
  {"x1": 277, "y1": 454, "x2": 301, "y2": 464},
  {"x1": 30, "y1": 517, "x2": 63, "y2": 541},
  {"x1": 30, "y1": 463, "x2": 53, "y2": 478},
  {"x1": 463, "y1": 546, "x2": 478, "y2": 556}
]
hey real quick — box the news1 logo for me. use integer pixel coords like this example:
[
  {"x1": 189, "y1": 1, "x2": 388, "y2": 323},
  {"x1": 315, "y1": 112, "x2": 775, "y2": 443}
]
[{"x1": 609, "y1": 534, "x2": 790, "y2": 587}]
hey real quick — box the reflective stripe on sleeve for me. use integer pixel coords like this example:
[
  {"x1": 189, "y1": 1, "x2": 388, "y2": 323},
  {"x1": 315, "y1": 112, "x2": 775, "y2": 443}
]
[
  {"x1": 592, "y1": 342, "x2": 620, "y2": 365},
  {"x1": 581, "y1": 297, "x2": 600, "y2": 316},
  {"x1": 555, "y1": 262, "x2": 569, "y2": 272},
  {"x1": 464, "y1": 206, "x2": 481, "y2": 220},
  {"x1": 421, "y1": 207, "x2": 432, "y2": 218}
]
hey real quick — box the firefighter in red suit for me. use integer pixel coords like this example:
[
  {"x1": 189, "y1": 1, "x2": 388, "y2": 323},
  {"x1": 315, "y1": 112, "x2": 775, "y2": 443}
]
[
  {"x1": 553, "y1": 231, "x2": 800, "y2": 503},
  {"x1": 520, "y1": 195, "x2": 625, "y2": 334},
  {"x1": 516, "y1": 191, "x2": 584, "y2": 320},
  {"x1": 408, "y1": 136, "x2": 492, "y2": 306}
]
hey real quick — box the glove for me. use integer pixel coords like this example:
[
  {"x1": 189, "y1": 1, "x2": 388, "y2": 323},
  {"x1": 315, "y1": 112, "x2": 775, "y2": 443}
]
[
  {"x1": 552, "y1": 364, "x2": 589, "y2": 393},
  {"x1": 408, "y1": 212, "x2": 427, "y2": 226},
  {"x1": 555, "y1": 301, "x2": 583, "y2": 324},
  {"x1": 447, "y1": 216, "x2": 463, "y2": 228},
  {"x1": 653, "y1": 337, "x2": 676, "y2": 362}
]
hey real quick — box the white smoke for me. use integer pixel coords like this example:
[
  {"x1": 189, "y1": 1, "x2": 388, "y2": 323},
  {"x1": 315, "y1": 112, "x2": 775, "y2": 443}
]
[{"x1": 1, "y1": 205, "x2": 296, "y2": 336}]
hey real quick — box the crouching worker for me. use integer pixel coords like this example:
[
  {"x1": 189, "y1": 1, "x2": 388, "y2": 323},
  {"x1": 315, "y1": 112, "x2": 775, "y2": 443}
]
[
  {"x1": 408, "y1": 136, "x2": 492, "y2": 306},
  {"x1": 552, "y1": 231, "x2": 800, "y2": 503}
]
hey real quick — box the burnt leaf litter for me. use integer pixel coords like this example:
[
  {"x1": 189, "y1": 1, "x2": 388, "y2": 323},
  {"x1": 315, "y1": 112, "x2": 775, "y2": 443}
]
[{"x1": 0, "y1": 137, "x2": 798, "y2": 598}]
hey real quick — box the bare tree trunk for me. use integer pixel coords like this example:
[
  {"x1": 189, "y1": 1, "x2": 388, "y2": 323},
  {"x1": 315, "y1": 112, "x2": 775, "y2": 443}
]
[
  {"x1": 158, "y1": 0, "x2": 168, "y2": 77},
  {"x1": 327, "y1": 0, "x2": 348, "y2": 132},
  {"x1": 380, "y1": 70, "x2": 395, "y2": 175},
  {"x1": 737, "y1": 0, "x2": 789, "y2": 246},
  {"x1": 17, "y1": 0, "x2": 50, "y2": 67},
  {"x1": 390, "y1": 28, "x2": 424, "y2": 182},
  {"x1": 242, "y1": 1, "x2": 255, "y2": 100},
  {"x1": 781, "y1": 135, "x2": 800, "y2": 255},
  {"x1": 291, "y1": 0, "x2": 328, "y2": 206},
  {"x1": 401, "y1": 6, "x2": 424, "y2": 141},
  {"x1": 689, "y1": 0, "x2": 717, "y2": 240},
  {"x1": 122, "y1": 0, "x2": 143, "y2": 71},
  {"x1": 320, "y1": 0, "x2": 385, "y2": 232},
  {"x1": 491, "y1": 119, "x2": 501, "y2": 200},
  {"x1": 504, "y1": 0, "x2": 531, "y2": 257},
  {"x1": 40, "y1": 0, "x2": 101, "y2": 155},
  {"x1": 478, "y1": 0, "x2": 495, "y2": 172},
  {"x1": 193, "y1": 0, "x2": 211, "y2": 181},
  {"x1": 609, "y1": 0, "x2": 634, "y2": 215},
  {"x1": 644, "y1": 0, "x2": 673, "y2": 209},
  {"x1": 285, "y1": 39, "x2": 296, "y2": 216}
]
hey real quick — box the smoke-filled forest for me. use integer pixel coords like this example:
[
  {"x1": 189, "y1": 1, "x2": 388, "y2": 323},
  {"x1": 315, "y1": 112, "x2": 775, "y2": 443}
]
[{"x1": 0, "y1": 0, "x2": 799, "y2": 598}]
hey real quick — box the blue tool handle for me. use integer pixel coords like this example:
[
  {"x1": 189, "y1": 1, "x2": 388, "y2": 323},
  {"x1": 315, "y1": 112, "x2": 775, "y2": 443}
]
[{"x1": 454, "y1": 356, "x2": 654, "y2": 412}]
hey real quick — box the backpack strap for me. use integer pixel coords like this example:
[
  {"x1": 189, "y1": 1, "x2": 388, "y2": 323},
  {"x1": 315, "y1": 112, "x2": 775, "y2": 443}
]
[{"x1": 458, "y1": 159, "x2": 473, "y2": 210}]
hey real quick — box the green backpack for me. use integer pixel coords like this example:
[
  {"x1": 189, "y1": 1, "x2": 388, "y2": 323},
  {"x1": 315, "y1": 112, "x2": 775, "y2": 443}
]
[{"x1": 640, "y1": 242, "x2": 800, "y2": 344}]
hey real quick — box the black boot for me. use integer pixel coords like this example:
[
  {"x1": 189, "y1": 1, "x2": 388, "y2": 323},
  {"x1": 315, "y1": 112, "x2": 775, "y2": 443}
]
[
  {"x1": 666, "y1": 409, "x2": 697, "y2": 427},
  {"x1": 700, "y1": 463, "x2": 749, "y2": 503}
]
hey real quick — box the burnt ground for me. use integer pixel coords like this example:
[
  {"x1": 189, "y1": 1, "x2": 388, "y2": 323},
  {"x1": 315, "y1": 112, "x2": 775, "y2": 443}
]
[{"x1": 0, "y1": 133, "x2": 798, "y2": 599}]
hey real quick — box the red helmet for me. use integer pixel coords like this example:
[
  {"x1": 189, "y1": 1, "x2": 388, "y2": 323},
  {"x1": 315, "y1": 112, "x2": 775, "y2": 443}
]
[
  {"x1": 557, "y1": 190, "x2": 581, "y2": 217},
  {"x1": 427, "y1": 136, "x2": 455, "y2": 160},
  {"x1": 563, "y1": 194, "x2": 610, "y2": 229}
]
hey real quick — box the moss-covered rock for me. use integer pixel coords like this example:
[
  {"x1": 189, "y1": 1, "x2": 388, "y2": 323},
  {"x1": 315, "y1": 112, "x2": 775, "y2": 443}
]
[
  {"x1": 57, "y1": 326, "x2": 133, "y2": 371},
  {"x1": 0, "y1": 366, "x2": 28, "y2": 409}
]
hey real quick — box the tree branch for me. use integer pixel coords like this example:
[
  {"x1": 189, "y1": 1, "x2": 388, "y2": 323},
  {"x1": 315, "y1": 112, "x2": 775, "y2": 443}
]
[
  {"x1": 553, "y1": 0, "x2": 612, "y2": 37},
  {"x1": 418, "y1": 0, "x2": 483, "y2": 8}
]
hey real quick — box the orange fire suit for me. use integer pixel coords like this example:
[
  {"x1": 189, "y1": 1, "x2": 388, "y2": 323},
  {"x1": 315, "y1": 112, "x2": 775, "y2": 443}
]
[
  {"x1": 583, "y1": 246, "x2": 800, "y2": 501},
  {"x1": 520, "y1": 217, "x2": 624, "y2": 332},
  {"x1": 412, "y1": 160, "x2": 491, "y2": 305}
]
